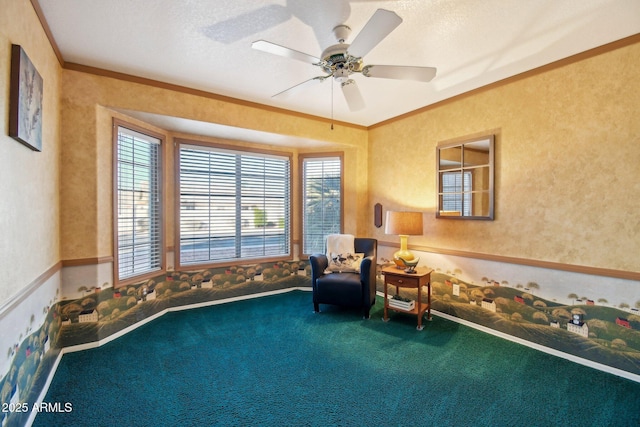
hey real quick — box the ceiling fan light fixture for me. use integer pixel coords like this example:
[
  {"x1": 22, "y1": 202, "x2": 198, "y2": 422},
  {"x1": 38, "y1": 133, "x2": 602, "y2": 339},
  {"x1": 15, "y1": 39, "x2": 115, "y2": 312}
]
[{"x1": 334, "y1": 67, "x2": 349, "y2": 82}]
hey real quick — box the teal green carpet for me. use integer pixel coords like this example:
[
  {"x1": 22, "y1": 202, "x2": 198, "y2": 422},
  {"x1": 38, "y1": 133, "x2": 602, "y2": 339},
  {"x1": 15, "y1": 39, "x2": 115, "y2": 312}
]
[{"x1": 35, "y1": 290, "x2": 640, "y2": 426}]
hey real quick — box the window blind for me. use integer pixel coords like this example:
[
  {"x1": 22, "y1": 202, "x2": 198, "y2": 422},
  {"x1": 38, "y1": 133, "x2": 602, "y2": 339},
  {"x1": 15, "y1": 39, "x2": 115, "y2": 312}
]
[
  {"x1": 302, "y1": 157, "x2": 342, "y2": 255},
  {"x1": 178, "y1": 144, "x2": 291, "y2": 265},
  {"x1": 442, "y1": 171, "x2": 472, "y2": 216},
  {"x1": 116, "y1": 127, "x2": 162, "y2": 280}
]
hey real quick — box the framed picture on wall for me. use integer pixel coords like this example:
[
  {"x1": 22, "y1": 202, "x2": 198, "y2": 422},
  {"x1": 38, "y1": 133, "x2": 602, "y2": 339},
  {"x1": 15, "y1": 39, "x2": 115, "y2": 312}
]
[{"x1": 9, "y1": 44, "x2": 43, "y2": 151}]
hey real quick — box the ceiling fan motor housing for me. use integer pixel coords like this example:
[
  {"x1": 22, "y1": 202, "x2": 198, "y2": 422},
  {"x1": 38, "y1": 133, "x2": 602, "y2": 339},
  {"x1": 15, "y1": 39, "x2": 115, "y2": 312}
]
[{"x1": 321, "y1": 43, "x2": 363, "y2": 80}]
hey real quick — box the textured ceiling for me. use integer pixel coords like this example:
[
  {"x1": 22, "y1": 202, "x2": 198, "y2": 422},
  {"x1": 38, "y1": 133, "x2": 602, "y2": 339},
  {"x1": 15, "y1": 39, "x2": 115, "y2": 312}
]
[{"x1": 38, "y1": 0, "x2": 640, "y2": 128}]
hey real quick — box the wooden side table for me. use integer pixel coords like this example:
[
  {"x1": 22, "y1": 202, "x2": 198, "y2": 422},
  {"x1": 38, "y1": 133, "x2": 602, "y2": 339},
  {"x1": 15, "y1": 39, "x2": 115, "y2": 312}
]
[{"x1": 382, "y1": 265, "x2": 433, "y2": 331}]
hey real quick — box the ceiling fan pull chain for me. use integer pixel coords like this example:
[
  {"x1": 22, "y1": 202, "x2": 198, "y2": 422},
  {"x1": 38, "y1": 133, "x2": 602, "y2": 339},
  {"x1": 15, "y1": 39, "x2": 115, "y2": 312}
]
[{"x1": 331, "y1": 78, "x2": 334, "y2": 130}]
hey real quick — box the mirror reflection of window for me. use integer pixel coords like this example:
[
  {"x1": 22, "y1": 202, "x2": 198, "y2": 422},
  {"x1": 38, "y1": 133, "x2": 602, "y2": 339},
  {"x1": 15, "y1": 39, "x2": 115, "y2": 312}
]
[{"x1": 441, "y1": 171, "x2": 472, "y2": 216}]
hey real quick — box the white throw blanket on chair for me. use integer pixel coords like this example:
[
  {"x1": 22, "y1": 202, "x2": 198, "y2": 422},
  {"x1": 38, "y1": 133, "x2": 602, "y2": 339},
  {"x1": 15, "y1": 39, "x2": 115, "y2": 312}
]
[{"x1": 326, "y1": 234, "x2": 355, "y2": 258}]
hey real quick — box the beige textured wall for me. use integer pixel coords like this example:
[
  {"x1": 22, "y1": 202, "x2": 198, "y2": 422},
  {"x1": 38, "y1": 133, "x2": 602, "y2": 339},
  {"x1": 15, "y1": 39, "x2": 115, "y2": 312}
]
[
  {"x1": 369, "y1": 41, "x2": 640, "y2": 273},
  {"x1": 0, "y1": 0, "x2": 61, "y2": 305},
  {"x1": 60, "y1": 71, "x2": 369, "y2": 260}
]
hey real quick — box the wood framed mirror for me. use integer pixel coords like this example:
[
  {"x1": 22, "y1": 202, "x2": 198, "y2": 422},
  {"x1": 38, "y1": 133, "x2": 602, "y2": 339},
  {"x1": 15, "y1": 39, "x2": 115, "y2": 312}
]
[{"x1": 436, "y1": 134, "x2": 494, "y2": 220}]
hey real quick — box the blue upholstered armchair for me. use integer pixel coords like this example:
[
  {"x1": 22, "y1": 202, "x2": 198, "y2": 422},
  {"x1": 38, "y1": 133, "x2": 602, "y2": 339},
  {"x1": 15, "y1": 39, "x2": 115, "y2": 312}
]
[{"x1": 309, "y1": 237, "x2": 377, "y2": 319}]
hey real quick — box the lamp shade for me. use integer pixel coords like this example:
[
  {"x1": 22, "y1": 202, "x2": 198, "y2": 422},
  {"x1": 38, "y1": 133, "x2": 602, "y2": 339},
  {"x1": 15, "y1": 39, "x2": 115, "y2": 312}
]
[{"x1": 385, "y1": 211, "x2": 423, "y2": 236}]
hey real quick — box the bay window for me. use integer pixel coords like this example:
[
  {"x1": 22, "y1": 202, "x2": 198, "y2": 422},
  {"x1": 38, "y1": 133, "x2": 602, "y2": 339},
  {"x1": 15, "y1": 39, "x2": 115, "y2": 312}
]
[{"x1": 177, "y1": 141, "x2": 291, "y2": 266}]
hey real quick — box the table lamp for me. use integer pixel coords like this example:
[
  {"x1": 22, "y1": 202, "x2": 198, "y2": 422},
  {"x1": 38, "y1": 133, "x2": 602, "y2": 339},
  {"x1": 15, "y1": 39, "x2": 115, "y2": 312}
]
[{"x1": 385, "y1": 211, "x2": 423, "y2": 270}]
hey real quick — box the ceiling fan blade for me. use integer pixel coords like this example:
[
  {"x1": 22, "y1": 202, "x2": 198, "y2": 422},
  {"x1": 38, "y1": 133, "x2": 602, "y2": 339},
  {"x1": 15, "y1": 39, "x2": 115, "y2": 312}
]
[
  {"x1": 272, "y1": 75, "x2": 328, "y2": 98},
  {"x1": 347, "y1": 9, "x2": 402, "y2": 59},
  {"x1": 362, "y1": 65, "x2": 437, "y2": 82},
  {"x1": 341, "y1": 79, "x2": 365, "y2": 111},
  {"x1": 252, "y1": 40, "x2": 321, "y2": 65}
]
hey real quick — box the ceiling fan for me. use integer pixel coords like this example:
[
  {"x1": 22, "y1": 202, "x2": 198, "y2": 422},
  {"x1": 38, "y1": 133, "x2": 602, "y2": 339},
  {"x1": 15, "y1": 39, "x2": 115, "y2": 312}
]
[{"x1": 252, "y1": 8, "x2": 437, "y2": 111}]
